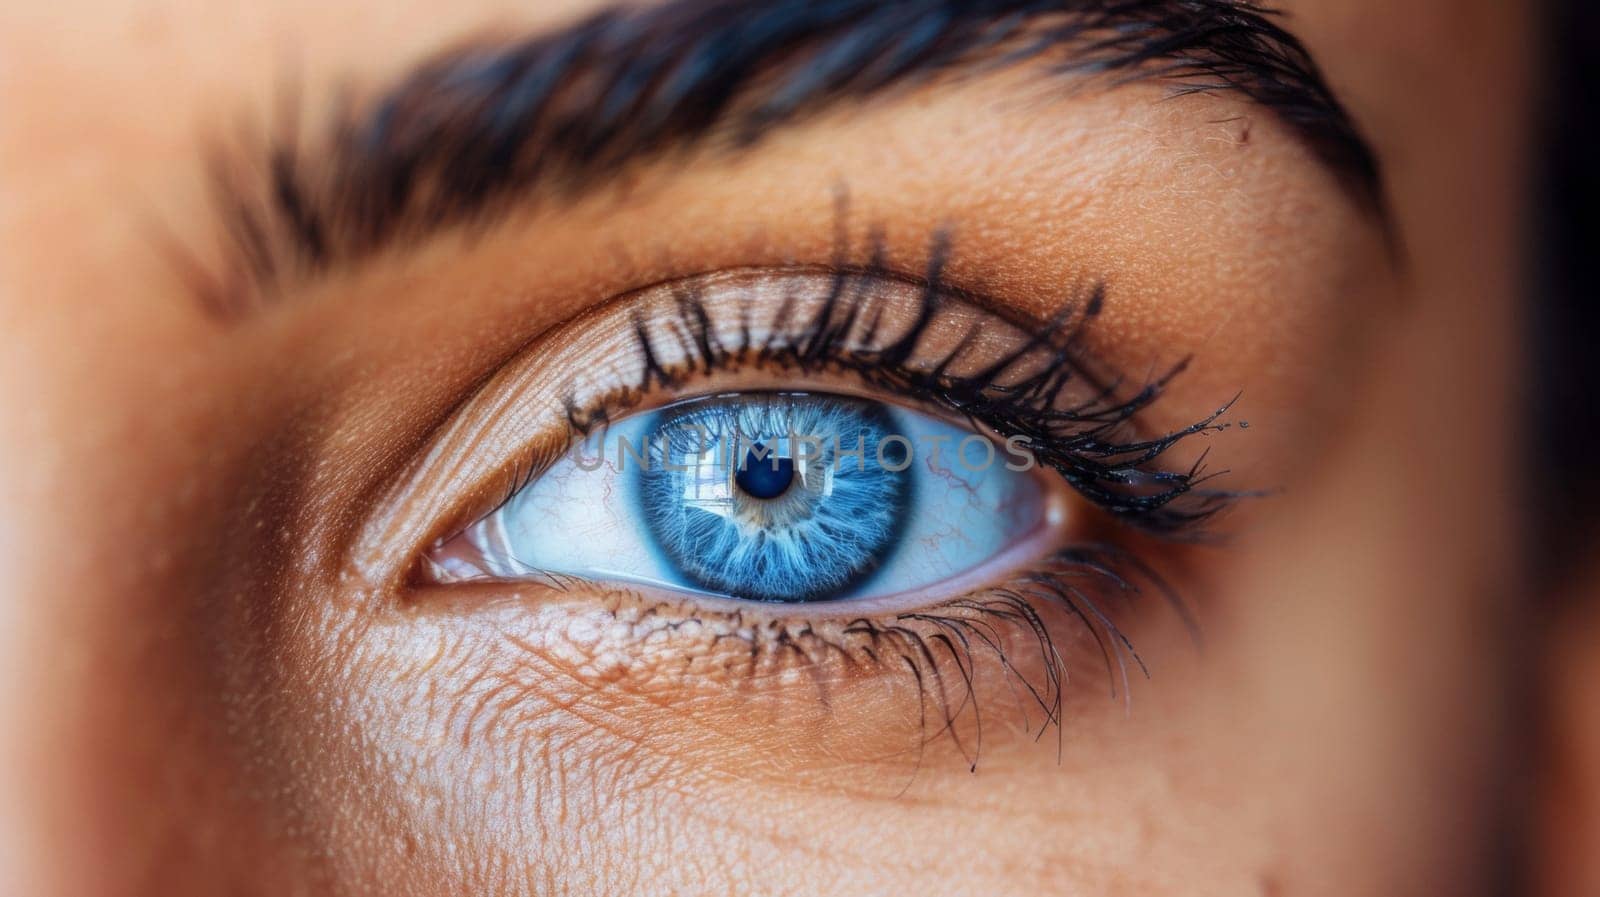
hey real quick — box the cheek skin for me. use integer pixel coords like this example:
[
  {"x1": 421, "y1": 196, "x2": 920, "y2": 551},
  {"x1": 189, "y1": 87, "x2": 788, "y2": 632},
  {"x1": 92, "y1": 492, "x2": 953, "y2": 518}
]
[{"x1": 258, "y1": 591, "x2": 1209, "y2": 894}]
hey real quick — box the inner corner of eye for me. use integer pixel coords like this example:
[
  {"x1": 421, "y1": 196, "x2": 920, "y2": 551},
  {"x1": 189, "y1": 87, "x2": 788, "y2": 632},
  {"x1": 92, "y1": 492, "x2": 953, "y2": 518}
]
[{"x1": 419, "y1": 390, "x2": 1066, "y2": 607}]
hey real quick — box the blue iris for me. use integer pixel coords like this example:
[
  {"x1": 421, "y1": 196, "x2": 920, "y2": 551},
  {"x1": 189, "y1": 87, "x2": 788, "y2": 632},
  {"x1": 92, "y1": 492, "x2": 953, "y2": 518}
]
[{"x1": 635, "y1": 394, "x2": 912, "y2": 602}]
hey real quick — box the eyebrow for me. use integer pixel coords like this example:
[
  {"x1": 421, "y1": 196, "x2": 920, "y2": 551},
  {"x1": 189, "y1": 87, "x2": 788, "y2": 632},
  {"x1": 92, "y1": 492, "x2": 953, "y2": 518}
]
[{"x1": 197, "y1": 0, "x2": 1383, "y2": 316}]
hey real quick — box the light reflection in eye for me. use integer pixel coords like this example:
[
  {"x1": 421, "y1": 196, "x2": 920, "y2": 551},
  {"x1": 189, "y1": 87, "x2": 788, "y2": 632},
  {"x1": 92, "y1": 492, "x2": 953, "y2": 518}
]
[{"x1": 426, "y1": 392, "x2": 1054, "y2": 603}]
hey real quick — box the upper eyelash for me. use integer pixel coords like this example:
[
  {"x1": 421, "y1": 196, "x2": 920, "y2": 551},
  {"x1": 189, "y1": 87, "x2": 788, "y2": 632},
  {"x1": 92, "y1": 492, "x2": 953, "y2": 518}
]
[{"x1": 560, "y1": 231, "x2": 1242, "y2": 535}]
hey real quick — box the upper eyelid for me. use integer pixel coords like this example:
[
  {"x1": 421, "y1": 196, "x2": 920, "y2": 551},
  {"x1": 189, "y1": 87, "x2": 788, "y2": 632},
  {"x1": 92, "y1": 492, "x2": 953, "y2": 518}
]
[
  {"x1": 191, "y1": 0, "x2": 1384, "y2": 318},
  {"x1": 348, "y1": 259, "x2": 1235, "y2": 595},
  {"x1": 346, "y1": 265, "x2": 1027, "y2": 591}
]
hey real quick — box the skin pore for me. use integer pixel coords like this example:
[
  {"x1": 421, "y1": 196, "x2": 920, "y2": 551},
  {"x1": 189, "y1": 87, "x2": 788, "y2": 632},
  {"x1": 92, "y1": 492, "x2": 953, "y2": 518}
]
[{"x1": 0, "y1": 1, "x2": 1531, "y2": 896}]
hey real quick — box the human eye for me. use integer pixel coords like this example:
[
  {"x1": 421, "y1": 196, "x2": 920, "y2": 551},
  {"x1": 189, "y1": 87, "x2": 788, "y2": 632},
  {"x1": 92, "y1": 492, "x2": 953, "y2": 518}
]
[
  {"x1": 421, "y1": 256, "x2": 1225, "y2": 616},
  {"x1": 430, "y1": 390, "x2": 1053, "y2": 605},
  {"x1": 360, "y1": 240, "x2": 1233, "y2": 767}
]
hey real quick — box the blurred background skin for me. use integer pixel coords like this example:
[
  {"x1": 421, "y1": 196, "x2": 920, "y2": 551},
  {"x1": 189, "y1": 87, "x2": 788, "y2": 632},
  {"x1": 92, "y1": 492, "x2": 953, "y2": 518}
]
[
  {"x1": 0, "y1": 0, "x2": 1592, "y2": 895},
  {"x1": 1535, "y1": 1, "x2": 1600, "y2": 894}
]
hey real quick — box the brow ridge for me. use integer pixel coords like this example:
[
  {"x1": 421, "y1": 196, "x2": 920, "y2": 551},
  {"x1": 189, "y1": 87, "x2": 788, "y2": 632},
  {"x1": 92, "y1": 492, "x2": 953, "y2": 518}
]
[{"x1": 197, "y1": 0, "x2": 1382, "y2": 316}]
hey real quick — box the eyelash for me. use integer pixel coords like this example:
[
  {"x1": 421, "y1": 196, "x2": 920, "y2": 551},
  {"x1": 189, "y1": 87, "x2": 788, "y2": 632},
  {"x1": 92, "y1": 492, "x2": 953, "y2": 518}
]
[{"x1": 814, "y1": 544, "x2": 1191, "y2": 770}]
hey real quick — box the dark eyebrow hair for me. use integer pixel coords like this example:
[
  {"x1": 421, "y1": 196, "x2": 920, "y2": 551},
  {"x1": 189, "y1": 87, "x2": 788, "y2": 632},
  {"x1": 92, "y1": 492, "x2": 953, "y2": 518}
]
[{"x1": 197, "y1": 0, "x2": 1383, "y2": 316}]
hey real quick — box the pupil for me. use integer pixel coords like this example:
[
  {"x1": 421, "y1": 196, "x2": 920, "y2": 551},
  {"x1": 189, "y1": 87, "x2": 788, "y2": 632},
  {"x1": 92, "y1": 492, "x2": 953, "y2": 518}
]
[{"x1": 734, "y1": 443, "x2": 794, "y2": 499}]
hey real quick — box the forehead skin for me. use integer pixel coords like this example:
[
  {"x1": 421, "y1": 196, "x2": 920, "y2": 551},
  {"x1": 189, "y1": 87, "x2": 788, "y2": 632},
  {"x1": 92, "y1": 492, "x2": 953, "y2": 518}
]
[{"x1": 0, "y1": 2, "x2": 1527, "y2": 896}]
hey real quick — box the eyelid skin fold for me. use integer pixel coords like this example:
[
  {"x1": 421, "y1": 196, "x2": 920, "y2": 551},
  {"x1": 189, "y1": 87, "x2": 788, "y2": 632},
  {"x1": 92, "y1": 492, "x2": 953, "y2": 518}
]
[{"x1": 395, "y1": 536, "x2": 1192, "y2": 778}]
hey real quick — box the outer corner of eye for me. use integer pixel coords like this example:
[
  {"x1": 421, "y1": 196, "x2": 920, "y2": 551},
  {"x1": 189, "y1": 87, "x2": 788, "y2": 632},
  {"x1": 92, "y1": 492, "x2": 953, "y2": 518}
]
[{"x1": 418, "y1": 390, "x2": 1069, "y2": 610}]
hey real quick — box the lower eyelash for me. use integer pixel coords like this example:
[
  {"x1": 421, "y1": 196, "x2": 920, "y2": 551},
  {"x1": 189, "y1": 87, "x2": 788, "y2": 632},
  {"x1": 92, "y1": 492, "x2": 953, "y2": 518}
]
[
  {"x1": 527, "y1": 542, "x2": 1189, "y2": 773},
  {"x1": 834, "y1": 544, "x2": 1190, "y2": 772}
]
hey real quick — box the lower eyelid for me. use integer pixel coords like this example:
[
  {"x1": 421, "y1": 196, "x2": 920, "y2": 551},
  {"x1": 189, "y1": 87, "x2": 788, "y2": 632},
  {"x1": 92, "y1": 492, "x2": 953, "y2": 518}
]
[
  {"x1": 355, "y1": 260, "x2": 1230, "y2": 590},
  {"x1": 411, "y1": 541, "x2": 1181, "y2": 776}
]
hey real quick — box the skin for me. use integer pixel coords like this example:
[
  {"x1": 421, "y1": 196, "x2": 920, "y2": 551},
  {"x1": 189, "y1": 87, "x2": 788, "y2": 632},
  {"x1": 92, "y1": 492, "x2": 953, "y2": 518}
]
[
  {"x1": 0, "y1": 1, "x2": 1545, "y2": 895},
  {"x1": 1541, "y1": 561, "x2": 1600, "y2": 897}
]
